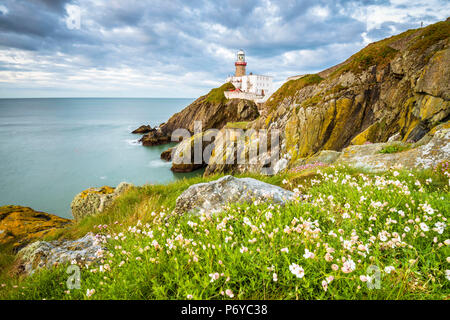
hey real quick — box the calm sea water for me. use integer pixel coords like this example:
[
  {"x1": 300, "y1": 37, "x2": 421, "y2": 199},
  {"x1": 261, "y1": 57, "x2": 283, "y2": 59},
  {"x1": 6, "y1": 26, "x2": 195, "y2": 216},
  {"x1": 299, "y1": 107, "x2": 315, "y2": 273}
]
[{"x1": 0, "y1": 98, "x2": 199, "y2": 219}]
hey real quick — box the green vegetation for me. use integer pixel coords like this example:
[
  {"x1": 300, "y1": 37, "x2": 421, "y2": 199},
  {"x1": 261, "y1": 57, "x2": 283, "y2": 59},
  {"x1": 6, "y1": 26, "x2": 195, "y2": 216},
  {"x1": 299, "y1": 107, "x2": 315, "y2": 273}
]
[
  {"x1": 331, "y1": 40, "x2": 399, "y2": 77},
  {"x1": 205, "y1": 82, "x2": 235, "y2": 104},
  {"x1": 331, "y1": 19, "x2": 450, "y2": 78},
  {"x1": 1, "y1": 166, "x2": 449, "y2": 300},
  {"x1": 408, "y1": 20, "x2": 450, "y2": 54},
  {"x1": 266, "y1": 74, "x2": 324, "y2": 113},
  {"x1": 379, "y1": 143, "x2": 412, "y2": 154}
]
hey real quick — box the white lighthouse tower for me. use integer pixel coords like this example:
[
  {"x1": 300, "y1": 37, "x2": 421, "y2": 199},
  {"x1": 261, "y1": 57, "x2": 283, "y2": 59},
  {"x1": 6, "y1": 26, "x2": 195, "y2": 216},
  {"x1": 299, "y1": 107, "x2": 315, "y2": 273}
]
[{"x1": 225, "y1": 49, "x2": 273, "y2": 103}]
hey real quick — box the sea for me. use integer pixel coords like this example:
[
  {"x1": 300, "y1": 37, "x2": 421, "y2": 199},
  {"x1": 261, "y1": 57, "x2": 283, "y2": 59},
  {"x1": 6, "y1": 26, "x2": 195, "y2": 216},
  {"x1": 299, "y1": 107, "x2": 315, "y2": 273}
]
[{"x1": 0, "y1": 98, "x2": 200, "y2": 219}]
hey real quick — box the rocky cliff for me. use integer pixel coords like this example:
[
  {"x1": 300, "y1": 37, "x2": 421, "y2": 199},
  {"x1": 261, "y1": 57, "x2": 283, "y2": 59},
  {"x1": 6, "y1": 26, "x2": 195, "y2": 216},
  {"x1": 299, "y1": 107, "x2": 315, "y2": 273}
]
[
  {"x1": 139, "y1": 83, "x2": 259, "y2": 147},
  {"x1": 137, "y1": 82, "x2": 260, "y2": 171},
  {"x1": 203, "y1": 19, "x2": 449, "y2": 175}
]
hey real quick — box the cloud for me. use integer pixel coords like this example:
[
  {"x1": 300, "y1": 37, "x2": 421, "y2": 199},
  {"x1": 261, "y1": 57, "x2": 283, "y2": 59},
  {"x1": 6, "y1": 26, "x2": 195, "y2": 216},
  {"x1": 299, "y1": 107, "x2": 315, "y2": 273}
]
[{"x1": 0, "y1": 0, "x2": 448, "y2": 97}]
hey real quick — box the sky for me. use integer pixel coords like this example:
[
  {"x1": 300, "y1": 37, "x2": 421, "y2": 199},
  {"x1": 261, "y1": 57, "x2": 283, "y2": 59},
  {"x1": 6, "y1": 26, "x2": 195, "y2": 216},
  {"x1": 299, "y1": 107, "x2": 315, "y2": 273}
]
[{"x1": 0, "y1": 0, "x2": 448, "y2": 98}]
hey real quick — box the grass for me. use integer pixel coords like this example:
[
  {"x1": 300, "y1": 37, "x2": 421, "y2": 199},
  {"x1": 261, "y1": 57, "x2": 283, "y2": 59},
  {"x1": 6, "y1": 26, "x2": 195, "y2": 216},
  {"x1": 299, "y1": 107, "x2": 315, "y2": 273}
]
[
  {"x1": 0, "y1": 165, "x2": 449, "y2": 300},
  {"x1": 205, "y1": 82, "x2": 235, "y2": 104},
  {"x1": 331, "y1": 19, "x2": 450, "y2": 79},
  {"x1": 408, "y1": 20, "x2": 450, "y2": 54},
  {"x1": 379, "y1": 143, "x2": 412, "y2": 154},
  {"x1": 266, "y1": 74, "x2": 324, "y2": 113}
]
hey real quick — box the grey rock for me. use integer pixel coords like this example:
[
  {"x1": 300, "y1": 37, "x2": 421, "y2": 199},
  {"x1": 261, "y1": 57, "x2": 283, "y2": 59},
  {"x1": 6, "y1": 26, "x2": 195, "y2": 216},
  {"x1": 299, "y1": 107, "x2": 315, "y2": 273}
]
[
  {"x1": 336, "y1": 128, "x2": 450, "y2": 171},
  {"x1": 17, "y1": 232, "x2": 104, "y2": 275},
  {"x1": 305, "y1": 150, "x2": 342, "y2": 165},
  {"x1": 388, "y1": 132, "x2": 402, "y2": 142},
  {"x1": 173, "y1": 175, "x2": 295, "y2": 216}
]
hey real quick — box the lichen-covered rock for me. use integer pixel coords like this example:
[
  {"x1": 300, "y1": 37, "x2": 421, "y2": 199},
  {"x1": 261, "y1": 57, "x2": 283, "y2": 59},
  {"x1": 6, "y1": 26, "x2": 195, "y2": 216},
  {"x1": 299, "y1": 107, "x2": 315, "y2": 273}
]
[
  {"x1": 0, "y1": 206, "x2": 71, "y2": 250},
  {"x1": 17, "y1": 232, "x2": 104, "y2": 275},
  {"x1": 173, "y1": 175, "x2": 295, "y2": 216},
  {"x1": 71, "y1": 182, "x2": 133, "y2": 220},
  {"x1": 336, "y1": 127, "x2": 450, "y2": 171},
  {"x1": 304, "y1": 150, "x2": 342, "y2": 165}
]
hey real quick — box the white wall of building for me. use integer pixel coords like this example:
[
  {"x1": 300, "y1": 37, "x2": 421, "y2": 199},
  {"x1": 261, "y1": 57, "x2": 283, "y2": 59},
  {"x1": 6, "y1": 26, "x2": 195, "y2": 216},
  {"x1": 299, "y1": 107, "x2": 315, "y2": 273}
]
[{"x1": 225, "y1": 74, "x2": 273, "y2": 100}]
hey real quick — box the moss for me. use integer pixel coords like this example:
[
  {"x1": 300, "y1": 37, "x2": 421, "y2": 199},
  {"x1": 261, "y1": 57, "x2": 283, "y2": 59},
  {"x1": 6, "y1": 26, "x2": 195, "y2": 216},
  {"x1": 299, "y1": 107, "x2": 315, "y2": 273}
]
[
  {"x1": 266, "y1": 74, "x2": 324, "y2": 112},
  {"x1": 205, "y1": 82, "x2": 235, "y2": 104},
  {"x1": 225, "y1": 121, "x2": 249, "y2": 130}
]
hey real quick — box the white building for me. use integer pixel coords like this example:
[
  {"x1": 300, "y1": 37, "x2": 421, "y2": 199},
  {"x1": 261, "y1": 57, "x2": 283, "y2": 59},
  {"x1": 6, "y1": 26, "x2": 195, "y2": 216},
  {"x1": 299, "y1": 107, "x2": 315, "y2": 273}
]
[{"x1": 224, "y1": 50, "x2": 273, "y2": 103}]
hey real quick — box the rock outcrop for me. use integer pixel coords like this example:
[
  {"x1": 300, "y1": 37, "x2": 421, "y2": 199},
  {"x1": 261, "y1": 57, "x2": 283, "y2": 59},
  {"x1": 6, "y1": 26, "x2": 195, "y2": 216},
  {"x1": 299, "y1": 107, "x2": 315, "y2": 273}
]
[
  {"x1": 0, "y1": 206, "x2": 71, "y2": 251},
  {"x1": 201, "y1": 19, "x2": 450, "y2": 175},
  {"x1": 137, "y1": 83, "x2": 260, "y2": 156},
  {"x1": 16, "y1": 232, "x2": 104, "y2": 275},
  {"x1": 131, "y1": 125, "x2": 152, "y2": 134},
  {"x1": 173, "y1": 175, "x2": 295, "y2": 216},
  {"x1": 160, "y1": 147, "x2": 174, "y2": 161},
  {"x1": 71, "y1": 182, "x2": 133, "y2": 220},
  {"x1": 139, "y1": 127, "x2": 171, "y2": 146}
]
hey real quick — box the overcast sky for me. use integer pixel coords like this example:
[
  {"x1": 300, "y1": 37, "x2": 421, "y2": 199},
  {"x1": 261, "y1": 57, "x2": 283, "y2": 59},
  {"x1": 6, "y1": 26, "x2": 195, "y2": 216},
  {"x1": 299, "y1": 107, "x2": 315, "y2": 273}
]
[{"x1": 0, "y1": 0, "x2": 448, "y2": 98}]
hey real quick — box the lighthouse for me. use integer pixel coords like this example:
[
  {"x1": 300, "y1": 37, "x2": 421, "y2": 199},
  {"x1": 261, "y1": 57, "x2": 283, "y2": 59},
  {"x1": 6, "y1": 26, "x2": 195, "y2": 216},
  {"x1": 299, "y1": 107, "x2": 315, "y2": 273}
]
[
  {"x1": 235, "y1": 49, "x2": 247, "y2": 77},
  {"x1": 225, "y1": 49, "x2": 273, "y2": 103}
]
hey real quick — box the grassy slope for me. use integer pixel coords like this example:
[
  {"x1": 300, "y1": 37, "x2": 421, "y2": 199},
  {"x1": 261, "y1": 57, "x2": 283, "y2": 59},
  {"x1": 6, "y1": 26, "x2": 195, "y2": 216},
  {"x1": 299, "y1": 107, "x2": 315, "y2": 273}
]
[
  {"x1": 205, "y1": 82, "x2": 235, "y2": 104},
  {"x1": 0, "y1": 165, "x2": 449, "y2": 300}
]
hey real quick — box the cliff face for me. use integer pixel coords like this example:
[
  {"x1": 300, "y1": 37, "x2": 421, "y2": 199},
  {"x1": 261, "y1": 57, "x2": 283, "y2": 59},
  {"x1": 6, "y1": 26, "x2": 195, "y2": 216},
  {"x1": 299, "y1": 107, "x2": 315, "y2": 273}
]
[{"x1": 204, "y1": 19, "x2": 450, "y2": 175}]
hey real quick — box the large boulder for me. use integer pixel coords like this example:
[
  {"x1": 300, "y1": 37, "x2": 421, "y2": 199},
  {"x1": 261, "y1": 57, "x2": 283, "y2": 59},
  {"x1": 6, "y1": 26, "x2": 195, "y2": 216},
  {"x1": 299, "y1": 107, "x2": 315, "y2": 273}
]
[
  {"x1": 16, "y1": 232, "x2": 104, "y2": 275},
  {"x1": 71, "y1": 182, "x2": 133, "y2": 220},
  {"x1": 173, "y1": 175, "x2": 295, "y2": 216},
  {"x1": 0, "y1": 205, "x2": 71, "y2": 251}
]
